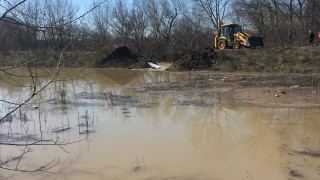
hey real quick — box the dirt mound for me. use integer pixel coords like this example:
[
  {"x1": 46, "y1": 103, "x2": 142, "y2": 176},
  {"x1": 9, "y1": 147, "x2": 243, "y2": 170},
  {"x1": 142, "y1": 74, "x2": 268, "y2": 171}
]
[
  {"x1": 96, "y1": 46, "x2": 147, "y2": 68},
  {"x1": 169, "y1": 47, "x2": 320, "y2": 73},
  {"x1": 169, "y1": 47, "x2": 216, "y2": 71}
]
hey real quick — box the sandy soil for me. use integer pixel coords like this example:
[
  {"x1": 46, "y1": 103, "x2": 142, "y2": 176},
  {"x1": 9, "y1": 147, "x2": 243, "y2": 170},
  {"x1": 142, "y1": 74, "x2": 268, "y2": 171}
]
[{"x1": 185, "y1": 71, "x2": 320, "y2": 107}]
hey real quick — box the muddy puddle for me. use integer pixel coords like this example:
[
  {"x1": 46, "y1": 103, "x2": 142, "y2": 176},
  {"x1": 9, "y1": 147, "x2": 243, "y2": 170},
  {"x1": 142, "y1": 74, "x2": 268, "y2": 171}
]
[{"x1": 0, "y1": 68, "x2": 319, "y2": 180}]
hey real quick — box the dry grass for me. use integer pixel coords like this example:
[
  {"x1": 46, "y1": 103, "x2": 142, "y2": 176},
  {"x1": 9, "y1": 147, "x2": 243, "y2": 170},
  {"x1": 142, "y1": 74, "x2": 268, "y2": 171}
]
[{"x1": 214, "y1": 47, "x2": 320, "y2": 73}]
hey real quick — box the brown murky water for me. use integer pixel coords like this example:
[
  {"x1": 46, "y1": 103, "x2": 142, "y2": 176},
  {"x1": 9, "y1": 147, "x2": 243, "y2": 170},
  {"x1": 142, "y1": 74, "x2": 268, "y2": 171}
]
[{"x1": 0, "y1": 68, "x2": 319, "y2": 180}]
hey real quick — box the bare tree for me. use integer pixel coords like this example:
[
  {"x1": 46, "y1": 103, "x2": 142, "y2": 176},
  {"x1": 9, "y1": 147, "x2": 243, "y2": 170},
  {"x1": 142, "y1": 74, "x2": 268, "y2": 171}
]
[
  {"x1": 91, "y1": 1, "x2": 111, "y2": 47},
  {"x1": 0, "y1": 0, "x2": 108, "y2": 174},
  {"x1": 0, "y1": 0, "x2": 28, "y2": 50},
  {"x1": 160, "y1": 0, "x2": 185, "y2": 58},
  {"x1": 0, "y1": 0, "x2": 27, "y2": 21},
  {"x1": 0, "y1": 0, "x2": 109, "y2": 121},
  {"x1": 289, "y1": 0, "x2": 293, "y2": 44},
  {"x1": 192, "y1": 0, "x2": 231, "y2": 30},
  {"x1": 146, "y1": 0, "x2": 163, "y2": 58},
  {"x1": 306, "y1": 0, "x2": 320, "y2": 30},
  {"x1": 127, "y1": 0, "x2": 149, "y2": 53},
  {"x1": 13, "y1": 0, "x2": 41, "y2": 50},
  {"x1": 230, "y1": 0, "x2": 320, "y2": 46},
  {"x1": 111, "y1": 0, "x2": 130, "y2": 46},
  {"x1": 41, "y1": 0, "x2": 78, "y2": 50}
]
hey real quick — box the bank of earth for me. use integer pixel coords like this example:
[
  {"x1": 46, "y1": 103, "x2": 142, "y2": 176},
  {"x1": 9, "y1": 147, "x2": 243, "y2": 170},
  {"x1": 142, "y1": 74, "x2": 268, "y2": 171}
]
[{"x1": 1, "y1": 46, "x2": 320, "y2": 107}]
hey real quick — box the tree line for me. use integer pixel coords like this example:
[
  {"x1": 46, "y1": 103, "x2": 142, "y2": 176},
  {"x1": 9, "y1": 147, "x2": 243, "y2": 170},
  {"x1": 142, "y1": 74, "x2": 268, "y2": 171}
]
[{"x1": 0, "y1": 0, "x2": 319, "y2": 60}]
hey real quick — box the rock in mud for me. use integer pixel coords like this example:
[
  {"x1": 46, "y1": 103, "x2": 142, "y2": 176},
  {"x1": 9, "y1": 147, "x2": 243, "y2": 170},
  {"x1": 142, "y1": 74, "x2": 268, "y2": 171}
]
[{"x1": 289, "y1": 170, "x2": 303, "y2": 177}]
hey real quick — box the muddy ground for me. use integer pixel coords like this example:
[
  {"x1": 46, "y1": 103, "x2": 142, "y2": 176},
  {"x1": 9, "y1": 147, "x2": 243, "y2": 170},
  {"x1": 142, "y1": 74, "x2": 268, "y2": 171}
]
[
  {"x1": 200, "y1": 72, "x2": 320, "y2": 107},
  {"x1": 152, "y1": 68, "x2": 320, "y2": 107},
  {"x1": 158, "y1": 46, "x2": 320, "y2": 107},
  {"x1": 199, "y1": 73, "x2": 320, "y2": 107},
  {"x1": 1, "y1": 46, "x2": 320, "y2": 107},
  {"x1": 97, "y1": 46, "x2": 320, "y2": 107}
]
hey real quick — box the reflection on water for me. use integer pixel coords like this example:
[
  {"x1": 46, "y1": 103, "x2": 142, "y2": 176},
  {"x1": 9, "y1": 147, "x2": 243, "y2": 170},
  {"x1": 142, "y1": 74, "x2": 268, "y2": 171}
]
[{"x1": 0, "y1": 68, "x2": 319, "y2": 180}]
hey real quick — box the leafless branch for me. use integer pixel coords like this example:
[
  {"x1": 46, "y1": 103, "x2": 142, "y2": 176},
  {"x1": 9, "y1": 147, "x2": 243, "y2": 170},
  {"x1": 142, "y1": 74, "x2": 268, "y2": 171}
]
[
  {"x1": 0, "y1": 159, "x2": 59, "y2": 173},
  {"x1": 0, "y1": 137, "x2": 89, "y2": 147},
  {"x1": 0, "y1": 99, "x2": 20, "y2": 105},
  {"x1": 0, "y1": 43, "x2": 68, "y2": 122},
  {"x1": 0, "y1": 0, "x2": 27, "y2": 21},
  {"x1": 0, "y1": 136, "x2": 89, "y2": 173},
  {"x1": 0, "y1": 0, "x2": 108, "y2": 31}
]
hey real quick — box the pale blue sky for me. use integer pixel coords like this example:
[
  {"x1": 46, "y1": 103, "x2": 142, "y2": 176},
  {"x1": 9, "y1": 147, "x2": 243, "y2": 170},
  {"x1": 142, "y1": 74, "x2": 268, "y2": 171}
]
[
  {"x1": 72, "y1": 0, "x2": 94, "y2": 14},
  {"x1": 73, "y1": 0, "x2": 132, "y2": 14}
]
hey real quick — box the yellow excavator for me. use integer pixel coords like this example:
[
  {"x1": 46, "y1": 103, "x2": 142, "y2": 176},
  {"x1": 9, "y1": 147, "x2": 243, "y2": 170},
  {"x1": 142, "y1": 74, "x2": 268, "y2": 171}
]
[{"x1": 214, "y1": 23, "x2": 264, "y2": 49}]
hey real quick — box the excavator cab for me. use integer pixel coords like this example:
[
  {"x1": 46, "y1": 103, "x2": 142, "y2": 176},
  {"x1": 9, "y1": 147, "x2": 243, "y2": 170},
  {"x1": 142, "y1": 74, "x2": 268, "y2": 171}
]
[
  {"x1": 220, "y1": 25, "x2": 242, "y2": 42},
  {"x1": 214, "y1": 24, "x2": 264, "y2": 50}
]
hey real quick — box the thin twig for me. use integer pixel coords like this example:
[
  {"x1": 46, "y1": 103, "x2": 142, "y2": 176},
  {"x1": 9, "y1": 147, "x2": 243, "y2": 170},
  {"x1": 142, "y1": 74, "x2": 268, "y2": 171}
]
[
  {"x1": 0, "y1": 0, "x2": 108, "y2": 31},
  {"x1": 15, "y1": 147, "x2": 31, "y2": 170},
  {"x1": 0, "y1": 100, "x2": 20, "y2": 105},
  {"x1": 0, "y1": 43, "x2": 68, "y2": 122},
  {"x1": 0, "y1": 138, "x2": 89, "y2": 147},
  {"x1": 0, "y1": 0, "x2": 27, "y2": 20}
]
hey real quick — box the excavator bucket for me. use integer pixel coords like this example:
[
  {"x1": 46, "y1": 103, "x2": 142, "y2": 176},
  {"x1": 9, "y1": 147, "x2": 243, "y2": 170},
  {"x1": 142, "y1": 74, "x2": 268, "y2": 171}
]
[{"x1": 248, "y1": 36, "x2": 264, "y2": 47}]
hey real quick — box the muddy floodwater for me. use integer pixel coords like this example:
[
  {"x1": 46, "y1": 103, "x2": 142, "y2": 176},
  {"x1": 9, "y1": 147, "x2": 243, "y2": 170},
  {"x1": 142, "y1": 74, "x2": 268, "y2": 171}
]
[{"x1": 0, "y1": 68, "x2": 319, "y2": 180}]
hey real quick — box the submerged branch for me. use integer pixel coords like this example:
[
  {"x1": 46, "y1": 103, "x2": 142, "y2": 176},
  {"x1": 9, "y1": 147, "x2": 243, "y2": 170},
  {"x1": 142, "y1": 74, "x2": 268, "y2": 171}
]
[
  {"x1": 0, "y1": 159, "x2": 59, "y2": 174},
  {"x1": 0, "y1": 137, "x2": 89, "y2": 147}
]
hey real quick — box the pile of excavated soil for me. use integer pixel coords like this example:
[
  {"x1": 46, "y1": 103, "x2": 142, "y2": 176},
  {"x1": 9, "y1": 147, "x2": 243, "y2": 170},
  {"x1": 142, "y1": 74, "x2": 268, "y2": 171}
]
[
  {"x1": 168, "y1": 47, "x2": 320, "y2": 73},
  {"x1": 96, "y1": 46, "x2": 147, "y2": 68},
  {"x1": 168, "y1": 47, "x2": 216, "y2": 71}
]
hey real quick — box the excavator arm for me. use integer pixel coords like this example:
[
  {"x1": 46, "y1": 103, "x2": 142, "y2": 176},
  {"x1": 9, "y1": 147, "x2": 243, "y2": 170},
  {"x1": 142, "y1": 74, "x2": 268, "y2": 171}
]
[{"x1": 235, "y1": 32, "x2": 250, "y2": 47}]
